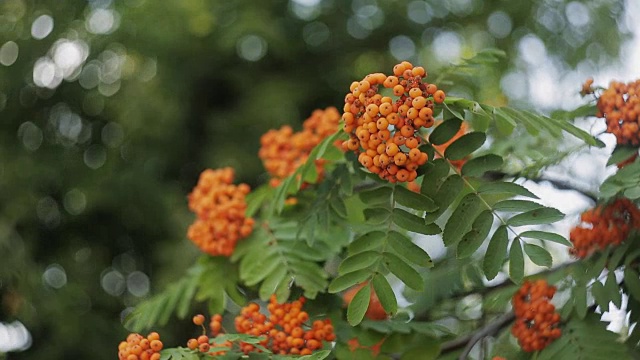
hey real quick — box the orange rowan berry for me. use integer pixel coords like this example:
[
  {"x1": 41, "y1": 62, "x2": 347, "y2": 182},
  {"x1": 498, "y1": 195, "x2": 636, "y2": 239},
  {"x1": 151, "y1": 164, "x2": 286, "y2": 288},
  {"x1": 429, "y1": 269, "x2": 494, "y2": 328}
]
[
  {"x1": 412, "y1": 66, "x2": 426, "y2": 77},
  {"x1": 384, "y1": 76, "x2": 399, "y2": 88},
  {"x1": 433, "y1": 90, "x2": 446, "y2": 103},
  {"x1": 187, "y1": 338, "x2": 198, "y2": 350},
  {"x1": 393, "y1": 64, "x2": 405, "y2": 76},
  {"x1": 193, "y1": 314, "x2": 205, "y2": 326},
  {"x1": 409, "y1": 87, "x2": 423, "y2": 98},
  {"x1": 393, "y1": 84, "x2": 405, "y2": 96},
  {"x1": 199, "y1": 343, "x2": 210, "y2": 352}
]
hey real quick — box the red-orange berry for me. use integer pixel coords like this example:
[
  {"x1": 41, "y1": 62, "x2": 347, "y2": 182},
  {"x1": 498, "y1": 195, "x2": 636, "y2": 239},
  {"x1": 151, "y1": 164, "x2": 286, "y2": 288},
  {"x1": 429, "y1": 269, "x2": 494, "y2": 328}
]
[{"x1": 193, "y1": 314, "x2": 205, "y2": 326}]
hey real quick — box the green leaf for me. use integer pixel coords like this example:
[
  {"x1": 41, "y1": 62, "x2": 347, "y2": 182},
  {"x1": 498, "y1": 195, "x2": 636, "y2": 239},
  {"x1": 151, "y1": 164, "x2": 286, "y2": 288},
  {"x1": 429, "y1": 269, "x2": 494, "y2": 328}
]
[
  {"x1": 363, "y1": 207, "x2": 391, "y2": 224},
  {"x1": 443, "y1": 193, "x2": 485, "y2": 246},
  {"x1": 444, "y1": 132, "x2": 486, "y2": 160},
  {"x1": 523, "y1": 243, "x2": 553, "y2": 267},
  {"x1": 607, "y1": 146, "x2": 638, "y2": 166},
  {"x1": 624, "y1": 267, "x2": 640, "y2": 300},
  {"x1": 574, "y1": 284, "x2": 587, "y2": 319},
  {"x1": 519, "y1": 230, "x2": 572, "y2": 247},
  {"x1": 476, "y1": 181, "x2": 538, "y2": 198},
  {"x1": 429, "y1": 118, "x2": 462, "y2": 145},
  {"x1": 400, "y1": 338, "x2": 441, "y2": 360},
  {"x1": 605, "y1": 270, "x2": 622, "y2": 308},
  {"x1": 483, "y1": 226, "x2": 509, "y2": 280},
  {"x1": 457, "y1": 210, "x2": 493, "y2": 259},
  {"x1": 329, "y1": 197, "x2": 348, "y2": 218},
  {"x1": 297, "y1": 350, "x2": 331, "y2": 360},
  {"x1": 338, "y1": 251, "x2": 381, "y2": 275},
  {"x1": 349, "y1": 231, "x2": 386, "y2": 255},
  {"x1": 507, "y1": 207, "x2": 564, "y2": 226},
  {"x1": 493, "y1": 199, "x2": 544, "y2": 212},
  {"x1": 493, "y1": 108, "x2": 517, "y2": 135},
  {"x1": 328, "y1": 269, "x2": 371, "y2": 293},
  {"x1": 425, "y1": 174, "x2": 463, "y2": 223},
  {"x1": 625, "y1": 186, "x2": 640, "y2": 199},
  {"x1": 245, "y1": 185, "x2": 272, "y2": 217},
  {"x1": 509, "y1": 238, "x2": 524, "y2": 283},
  {"x1": 591, "y1": 281, "x2": 609, "y2": 310},
  {"x1": 461, "y1": 154, "x2": 504, "y2": 177},
  {"x1": 443, "y1": 102, "x2": 465, "y2": 121},
  {"x1": 392, "y1": 208, "x2": 441, "y2": 235},
  {"x1": 347, "y1": 283, "x2": 371, "y2": 326},
  {"x1": 394, "y1": 185, "x2": 438, "y2": 211},
  {"x1": 383, "y1": 252, "x2": 424, "y2": 291},
  {"x1": 359, "y1": 186, "x2": 393, "y2": 205},
  {"x1": 372, "y1": 274, "x2": 397, "y2": 315},
  {"x1": 259, "y1": 266, "x2": 287, "y2": 301},
  {"x1": 388, "y1": 230, "x2": 433, "y2": 267},
  {"x1": 538, "y1": 314, "x2": 633, "y2": 360},
  {"x1": 420, "y1": 159, "x2": 450, "y2": 198}
]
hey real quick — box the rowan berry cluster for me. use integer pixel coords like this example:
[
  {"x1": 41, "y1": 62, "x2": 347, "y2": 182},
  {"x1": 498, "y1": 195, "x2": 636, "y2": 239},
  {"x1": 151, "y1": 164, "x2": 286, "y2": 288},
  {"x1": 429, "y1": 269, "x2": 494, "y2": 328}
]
[
  {"x1": 226, "y1": 295, "x2": 335, "y2": 355},
  {"x1": 187, "y1": 167, "x2": 255, "y2": 256},
  {"x1": 117, "y1": 332, "x2": 163, "y2": 360},
  {"x1": 342, "y1": 283, "x2": 388, "y2": 320},
  {"x1": 259, "y1": 107, "x2": 341, "y2": 187},
  {"x1": 341, "y1": 61, "x2": 444, "y2": 183},
  {"x1": 187, "y1": 314, "x2": 231, "y2": 356},
  {"x1": 511, "y1": 280, "x2": 561, "y2": 352},
  {"x1": 432, "y1": 120, "x2": 469, "y2": 170},
  {"x1": 569, "y1": 198, "x2": 640, "y2": 258},
  {"x1": 596, "y1": 79, "x2": 640, "y2": 146}
]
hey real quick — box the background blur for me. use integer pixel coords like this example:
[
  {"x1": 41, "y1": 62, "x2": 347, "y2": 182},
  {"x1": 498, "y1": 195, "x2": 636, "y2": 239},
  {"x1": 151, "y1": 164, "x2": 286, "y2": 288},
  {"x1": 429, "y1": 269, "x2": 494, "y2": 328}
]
[{"x1": 0, "y1": 0, "x2": 636, "y2": 358}]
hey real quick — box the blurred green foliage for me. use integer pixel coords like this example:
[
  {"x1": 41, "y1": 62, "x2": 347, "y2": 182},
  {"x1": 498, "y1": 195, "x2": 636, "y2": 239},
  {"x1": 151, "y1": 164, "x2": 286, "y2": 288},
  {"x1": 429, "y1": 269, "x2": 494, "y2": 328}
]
[{"x1": 0, "y1": 0, "x2": 630, "y2": 358}]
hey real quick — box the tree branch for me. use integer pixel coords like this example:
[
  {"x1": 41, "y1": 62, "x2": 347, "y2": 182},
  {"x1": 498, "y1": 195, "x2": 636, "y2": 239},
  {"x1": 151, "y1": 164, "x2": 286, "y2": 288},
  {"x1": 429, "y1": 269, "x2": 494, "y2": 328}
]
[
  {"x1": 452, "y1": 311, "x2": 515, "y2": 360},
  {"x1": 484, "y1": 171, "x2": 598, "y2": 203}
]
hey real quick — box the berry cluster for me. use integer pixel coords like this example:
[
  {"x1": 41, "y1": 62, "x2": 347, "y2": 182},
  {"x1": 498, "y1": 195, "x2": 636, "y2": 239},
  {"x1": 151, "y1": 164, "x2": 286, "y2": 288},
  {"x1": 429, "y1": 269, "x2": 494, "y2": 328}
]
[
  {"x1": 569, "y1": 198, "x2": 640, "y2": 258},
  {"x1": 187, "y1": 168, "x2": 255, "y2": 256},
  {"x1": 186, "y1": 315, "x2": 231, "y2": 356},
  {"x1": 432, "y1": 120, "x2": 469, "y2": 170},
  {"x1": 117, "y1": 332, "x2": 163, "y2": 360},
  {"x1": 596, "y1": 79, "x2": 640, "y2": 146},
  {"x1": 259, "y1": 107, "x2": 341, "y2": 187},
  {"x1": 511, "y1": 280, "x2": 561, "y2": 352},
  {"x1": 341, "y1": 61, "x2": 444, "y2": 183},
  {"x1": 342, "y1": 283, "x2": 388, "y2": 320},
  {"x1": 229, "y1": 295, "x2": 335, "y2": 355}
]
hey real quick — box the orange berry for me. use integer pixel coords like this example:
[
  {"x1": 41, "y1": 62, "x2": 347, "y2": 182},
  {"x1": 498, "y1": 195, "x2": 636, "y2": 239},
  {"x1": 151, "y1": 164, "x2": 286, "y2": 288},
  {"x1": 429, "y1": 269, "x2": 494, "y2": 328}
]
[
  {"x1": 393, "y1": 84, "x2": 405, "y2": 96},
  {"x1": 396, "y1": 169, "x2": 410, "y2": 182},
  {"x1": 187, "y1": 338, "x2": 198, "y2": 350},
  {"x1": 193, "y1": 314, "x2": 205, "y2": 326},
  {"x1": 149, "y1": 340, "x2": 163, "y2": 352},
  {"x1": 433, "y1": 90, "x2": 446, "y2": 103}
]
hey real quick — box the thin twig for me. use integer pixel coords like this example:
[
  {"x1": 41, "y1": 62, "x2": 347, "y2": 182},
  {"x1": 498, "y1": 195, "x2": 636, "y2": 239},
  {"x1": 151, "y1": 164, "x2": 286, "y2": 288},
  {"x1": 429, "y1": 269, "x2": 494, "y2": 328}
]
[
  {"x1": 456, "y1": 311, "x2": 516, "y2": 360},
  {"x1": 483, "y1": 171, "x2": 598, "y2": 203}
]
